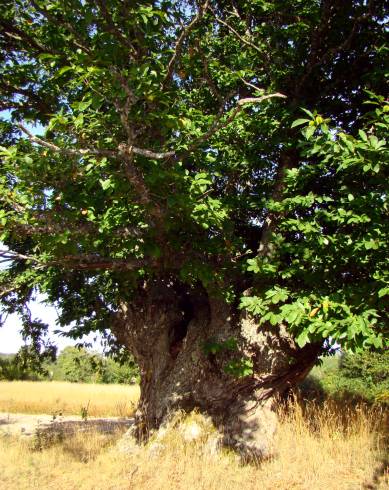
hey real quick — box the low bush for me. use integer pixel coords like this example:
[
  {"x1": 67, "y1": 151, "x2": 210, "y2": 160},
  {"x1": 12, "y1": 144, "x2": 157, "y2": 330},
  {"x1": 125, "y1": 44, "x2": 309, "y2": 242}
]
[{"x1": 301, "y1": 350, "x2": 389, "y2": 405}]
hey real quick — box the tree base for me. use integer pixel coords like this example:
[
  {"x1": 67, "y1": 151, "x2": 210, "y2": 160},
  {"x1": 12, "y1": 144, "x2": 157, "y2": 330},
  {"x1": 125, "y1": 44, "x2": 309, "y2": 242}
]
[
  {"x1": 113, "y1": 280, "x2": 320, "y2": 459},
  {"x1": 118, "y1": 403, "x2": 277, "y2": 462}
]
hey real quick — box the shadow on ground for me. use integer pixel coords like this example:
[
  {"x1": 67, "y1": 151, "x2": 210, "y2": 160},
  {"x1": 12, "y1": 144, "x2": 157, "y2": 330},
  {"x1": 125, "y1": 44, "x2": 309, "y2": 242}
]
[
  {"x1": 0, "y1": 416, "x2": 15, "y2": 426},
  {"x1": 33, "y1": 417, "x2": 134, "y2": 448}
]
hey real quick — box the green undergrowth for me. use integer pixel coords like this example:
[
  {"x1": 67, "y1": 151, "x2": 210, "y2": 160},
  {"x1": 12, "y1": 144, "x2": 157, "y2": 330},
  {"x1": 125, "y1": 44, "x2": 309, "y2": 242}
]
[{"x1": 300, "y1": 351, "x2": 389, "y2": 406}]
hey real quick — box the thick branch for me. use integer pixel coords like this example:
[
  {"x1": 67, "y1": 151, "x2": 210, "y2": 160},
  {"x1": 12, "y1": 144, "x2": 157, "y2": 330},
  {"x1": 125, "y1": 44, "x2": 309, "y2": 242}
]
[
  {"x1": 132, "y1": 147, "x2": 175, "y2": 160},
  {"x1": 116, "y1": 93, "x2": 286, "y2": 161},
  {"x1": 0, "y1": 249, "x2": 143, "y2": 271},
  {"x1": 17, "y1": 124, "x2": 162, "y2": 217},
  {"x1": 0, "y1": 81, "x2": 54, "y2": 115},
  {"x1": 18, "y1": 124, "x2": 174, "y2": 161},
  {"x1": 0, "y1": 286, "x2": 18, "y2": 299},
  {"x1": 9, "y1": 219, "x2": 142, "y2": 239},
  {"x1": 257, "y1": 150, "x2": 297, "y2": 257},
  {"x1": 0, "y1": 19, "x2": 58, "y2": 55},
  {"x1": 109, "y1": 69, "x2": 137, "y2": 146},
  {"x1": 19, "y1": 93, "x2": 285, "y2": 165},
  {"x1": 162, "y1": 1, "x2": 210, "y2": 89},
  {"x1": 239, "y1": 77, "x2": 262, "y2": 93},
  {"x1": 17, "y1": 124, "x2": 115, "y2": 157}
]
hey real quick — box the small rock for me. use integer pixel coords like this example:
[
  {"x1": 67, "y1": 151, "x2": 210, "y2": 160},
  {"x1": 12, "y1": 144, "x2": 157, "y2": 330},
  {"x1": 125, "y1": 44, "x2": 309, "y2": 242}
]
[
  {"x1": 116, "y1": 429, "x2": 139, "y2": 454},
  {"x1": 181, "y1": 421, "x2": 203, "y2": 442}
]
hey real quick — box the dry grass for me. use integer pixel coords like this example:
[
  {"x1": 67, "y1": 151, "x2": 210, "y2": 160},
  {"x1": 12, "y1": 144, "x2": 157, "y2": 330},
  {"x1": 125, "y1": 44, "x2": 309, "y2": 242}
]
[
  {"x1": 0, "y1": 400, "x2": 388, "y2": 490},
  {"x1": 0, "y1": 380, "x2": 139, "y2": 417}
]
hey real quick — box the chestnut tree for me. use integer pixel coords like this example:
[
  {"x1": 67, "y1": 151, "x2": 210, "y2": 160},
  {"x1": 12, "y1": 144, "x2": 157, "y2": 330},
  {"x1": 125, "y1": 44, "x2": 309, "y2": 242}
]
[{"x1": 0, "y1": 0, "x2": 387, "y2": 457}]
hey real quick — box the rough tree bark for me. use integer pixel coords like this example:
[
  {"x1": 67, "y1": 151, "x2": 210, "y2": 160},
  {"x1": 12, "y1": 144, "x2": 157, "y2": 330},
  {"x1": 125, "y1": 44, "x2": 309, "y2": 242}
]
[{"x1": 112, "y1": 279, "x2": 321, "y2": 459}]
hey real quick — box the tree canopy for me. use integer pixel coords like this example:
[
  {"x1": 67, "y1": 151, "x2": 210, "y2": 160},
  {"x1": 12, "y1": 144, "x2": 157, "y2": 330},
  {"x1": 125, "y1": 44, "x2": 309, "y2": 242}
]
[{"x1": 0, "y1": 0, "x2": 388, "y2": 359}]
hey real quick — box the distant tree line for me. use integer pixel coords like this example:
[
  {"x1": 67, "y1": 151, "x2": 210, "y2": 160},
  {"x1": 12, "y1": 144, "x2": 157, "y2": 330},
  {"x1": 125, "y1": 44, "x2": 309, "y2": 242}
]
[{"x1": 0, "y1": 346, "x2": 139, "y2": 384}]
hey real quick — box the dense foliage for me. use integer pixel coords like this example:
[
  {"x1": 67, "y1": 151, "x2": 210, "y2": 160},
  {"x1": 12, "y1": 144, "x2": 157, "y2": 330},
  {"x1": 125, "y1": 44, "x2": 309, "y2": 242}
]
[
  {"x1": 0, "y1": 353, "x2": 32, "y2": 380},
  {"x1": 242, "y1": 99, "x2": 389, "y2": 351},
  {"x1": 0, "y1": 1, "x2": 387, "y2": 359}
]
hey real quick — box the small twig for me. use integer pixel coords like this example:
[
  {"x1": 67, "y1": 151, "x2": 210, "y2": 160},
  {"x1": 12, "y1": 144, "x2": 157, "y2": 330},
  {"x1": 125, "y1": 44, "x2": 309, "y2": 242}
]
[
  {"x1": 30, "y1": 0, "x2": 92, "y2": 55},
  {"x1": 231, "y1": 249, "x2": 253, "y2": 262},
  {"x1": 197, "y1": 42, "x2": 223, "y2": 103},
  {"x1": 296, "y1": 5, "x2": 373, "y2": 96},
  {"x1": 210, "y1": 8, "x2": 263, "y2": 54},
  {"x1": 95, "y1": 0, "x2": 137, "y2": 55},
  {"x1": 196, "y1": 188, "x2": 214, "y2": 201},
  {"x1": 238, "y1": 76, "x2": 263, "y2": 93}
]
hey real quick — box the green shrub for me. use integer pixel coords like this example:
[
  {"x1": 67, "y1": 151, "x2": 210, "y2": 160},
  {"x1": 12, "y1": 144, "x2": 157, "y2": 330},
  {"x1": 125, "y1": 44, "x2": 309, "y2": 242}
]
[
  {"x1": 51, "y1": 346, "x2": 139, "y2": 384},
  {"x1": 302, "y1": 350, "x2": 389, "y2": 405},
  {"x1": 0, "y1": 352, "x2": 45, "y2": 381},
  {"x1": 340, "y1": 350, "x2": 389, "y2": 384}
]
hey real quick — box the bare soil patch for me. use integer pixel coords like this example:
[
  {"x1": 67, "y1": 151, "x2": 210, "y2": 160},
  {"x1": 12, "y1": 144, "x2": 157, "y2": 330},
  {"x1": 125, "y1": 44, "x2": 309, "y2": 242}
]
[{"x1": 0, "y1": 412, "x2": 133, "y2": 439}]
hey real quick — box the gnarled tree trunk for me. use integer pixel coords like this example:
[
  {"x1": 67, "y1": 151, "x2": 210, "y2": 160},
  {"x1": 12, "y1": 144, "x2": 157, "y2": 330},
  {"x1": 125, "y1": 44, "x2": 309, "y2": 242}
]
[{"x1": 113, "y1": 279, "x2": 320, "y2": 459}]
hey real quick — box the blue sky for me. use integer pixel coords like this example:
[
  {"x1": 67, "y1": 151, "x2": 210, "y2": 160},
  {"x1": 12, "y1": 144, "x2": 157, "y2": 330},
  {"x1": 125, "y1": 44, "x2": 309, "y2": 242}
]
[
  {"x1": 0, "y1": 251, "x2": 103, "y2": 354},
  {"x1": 1, "y1": 300, "x2": 63, "y2": 354},
  {"x1": 0, "y1": 298, "x2": 104, "y2": 354}
]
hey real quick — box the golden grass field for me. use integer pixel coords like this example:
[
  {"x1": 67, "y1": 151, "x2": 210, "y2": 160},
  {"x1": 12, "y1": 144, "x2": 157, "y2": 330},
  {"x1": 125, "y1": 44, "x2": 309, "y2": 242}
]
[
  {"x1": 0, "y1": 381, "x2": 388, "y2": 490},
  {"x1": 0, "y1": 380, "x2": 139, "y2": 417}
]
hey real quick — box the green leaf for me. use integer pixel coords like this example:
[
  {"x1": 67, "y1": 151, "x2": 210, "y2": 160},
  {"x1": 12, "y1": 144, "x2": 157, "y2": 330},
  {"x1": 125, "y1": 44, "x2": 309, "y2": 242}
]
[
  {"x1": 358, "y1": 129, "x2": 368, "y2": 142},
  {"x1": 246, "y1": 258, "x2": 260, "y2": 273},
  {"x1": 303, "y1": 125, "x2": 316, "y2": 140},
  {"x1": 99, "y1": 178, "x2": 112, "y2": 191},
  {"x1": 77, "y1": 99, "x2": 92, "y2": 112},
  {"x1": 56, "y1": 66, "x2": 73, "y2": 77},
  {"x1": 291, "y1": 118, "x2": 310, "y2": 128},
  {"x1": 295, "y1": 330, "x2": 309, "y2": 348},
  {"x1": 300, "y1": 108, "x2": 314, "y2": 118},
  {"x1": 378, "y1": 287, "x2": 389, "y2": 298}
]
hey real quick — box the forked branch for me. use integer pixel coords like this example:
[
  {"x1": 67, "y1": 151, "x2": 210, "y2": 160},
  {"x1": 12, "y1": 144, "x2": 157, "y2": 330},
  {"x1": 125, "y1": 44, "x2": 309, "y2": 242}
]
[{"x1": 18, "y1": 92, "x2": 286, "y2": 162}]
